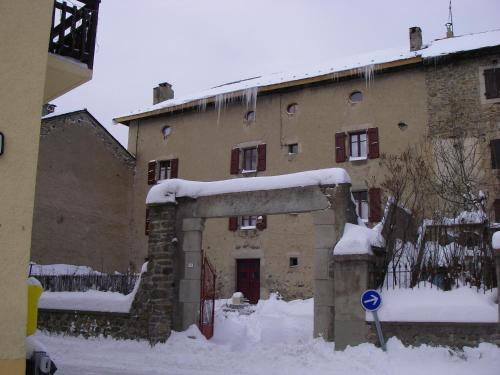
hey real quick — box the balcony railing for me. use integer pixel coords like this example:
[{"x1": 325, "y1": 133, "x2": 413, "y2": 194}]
[{"x1": 48, "y1": 0, "x2": 100, "y2": 69}]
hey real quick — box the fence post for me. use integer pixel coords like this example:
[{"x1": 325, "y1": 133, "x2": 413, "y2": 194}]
[{"x1": 494, "y1": 246, "x2": 500, "y2": 323}]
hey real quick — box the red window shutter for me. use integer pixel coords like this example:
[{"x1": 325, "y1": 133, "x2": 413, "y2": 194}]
[
  {"x1": 369, "y1": 188, "x2": 382, "y2": 222},
  {"x1": 230, "y1": 148, "x2": 240, "y2": 175},
  {"x1": 228, "y1": 216, "x2": 238, "y2": 231},
  {"x1": 170, "y1": 158, "x2": 179, "y2": 178},
  {"x1": 335, "y1": 132, "x2": 346, "y2": 163},
  {"x1": 257, "y1": 144, "x2": 266, "y2": 172},
  {"x1": 145, "y1": 208, "x2": 150, "y2": 236},
  {"x1": 494, "y1": 199, "x2": 500, "y2": 222},
  {"x1": 147, "y1": 161, "x2": 156, "y2": 185},
  {"x1": 256, "y1": 215, "x2": 267, "y2": 230},
  {"x1": 367, "y1": 128, "x2": 379, "y2": 159},
  {"x1": 484, "y1": 68, "x2": 498, "y2": 99}
]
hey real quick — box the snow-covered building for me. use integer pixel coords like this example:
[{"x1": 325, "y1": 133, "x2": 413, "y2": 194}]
[
  {"x1": 32, "y1": 110, "x2": 136, "y2": 273},
  {"x1": 114, "y1": 27, "x2": 500, "y2": 300}
]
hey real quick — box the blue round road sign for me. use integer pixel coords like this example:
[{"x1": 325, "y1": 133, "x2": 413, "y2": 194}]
[{"x1": 361, "y1": 289, "x2": 382, "y2": 312}]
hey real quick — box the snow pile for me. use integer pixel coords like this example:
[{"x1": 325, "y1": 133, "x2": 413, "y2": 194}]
[
  {"x1": 212, "y1": 294, "x2": 313, "y2": 350},
  {"x1": 27, "y1": 277, "x2": 42, "y2": 288},
  {"x1": 116, "y1": 30, "x2": 500, "y2": 122},
  {"x1": 492, "y1": 231, "x2": 500, "y2": 250},
  {"x1": 368, "y1": 285, "x2": 498, "y2": 323},
  {"x1": 147, "y1": 168, "x2": 351, "y2": 204},
  {"x1": 29, "y1": 263, "x2": 100, "y2": 276},
  {"x1": 333, "y1": 223, "x2": 384, "y2": 255},
  {"x1": 36, "y1": 295, "x2": 500, "y2": 374},
  {"x1": 38, "y1": 262, "x2": 148, "y2": 313}
]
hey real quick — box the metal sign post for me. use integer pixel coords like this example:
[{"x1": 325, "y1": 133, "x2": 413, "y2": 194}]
[{"x1": 361, "y1": 289, "x2": 386, "y2": 352}]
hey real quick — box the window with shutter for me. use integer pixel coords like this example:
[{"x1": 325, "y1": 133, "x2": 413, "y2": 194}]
[
  {"x1": 352, "y1": 191, "x2": 368, "y2": 221},
  {"x1": 147, "y1": 161, "x2": 156, "y2": 185},
  {"x1": 491, "y1": 140, "x2": 500, "y2": 169},
  {"x1": 484, "y1": 68, "x2": 500, "y2": 99},
  {"x1": 230, "y1": 148, "x2": 240, "y2": 175},
  {"x1": 257, "y1": 144, "x2": 266, "y2": 172},
  {"x1": 228, "y1": 216, "x2": 238, "y2": 231},
  {"x1": 367, "y1": 127, "x2": 379, "y2": 159},
  {"x1": 335, "y1": 132, "x2": 346, "y2": 163},
  {"x1": 170, "y1": 158, "x2": 179, "y2": 178},
  {"x1": 256, "y1": 215, "x2": 267, "y2": 230},
  {"x1": 368, "y1": 188, "x2": 382, "y2": 222}
]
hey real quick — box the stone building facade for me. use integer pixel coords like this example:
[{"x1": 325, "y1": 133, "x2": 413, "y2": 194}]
[
  {"x1": 31, "y1": 110, "x2": 136, "y2": 273},
  {"x1": 114, "y1": 29, "x2": 500, "y2": 301}
]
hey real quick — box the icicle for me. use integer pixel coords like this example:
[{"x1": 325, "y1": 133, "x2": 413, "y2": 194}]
[
  {"x1": 243, "y1": 86, "x2": 258, "y2": 112},
  {"x1": 354, "y1": 64, "x2": 376, "y2": 87},
  {"x1": 197, "y1": 98, "x2": 207, "y2": 112}
]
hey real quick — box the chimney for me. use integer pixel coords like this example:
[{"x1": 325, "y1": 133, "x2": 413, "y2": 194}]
[
  {"x1": 409, "y1": 26, "x2": 422, "y2": 51},
  {"x1": 153, "y1": 82, "x2": 174, "y2": 105}
]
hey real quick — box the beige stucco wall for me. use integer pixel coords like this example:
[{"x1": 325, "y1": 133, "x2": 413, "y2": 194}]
[
  {"x1": 0, "y1": 0, "x2": 53, "y2": 372},
  {"x1": 128, "y1": 67, "x2": 427, "y2": 299},
  {"x1": 31, "y1": 112, "x2": 136, "y2": 273}
]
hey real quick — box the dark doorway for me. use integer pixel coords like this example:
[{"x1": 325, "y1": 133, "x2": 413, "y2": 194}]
[{"x1": 236, "y1": 259, "x2": 260, "y2": 304}]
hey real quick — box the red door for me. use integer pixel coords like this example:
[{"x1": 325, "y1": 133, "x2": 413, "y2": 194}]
[{"x1": 236, "y1": 259, "x2": 260, "y2": 304}]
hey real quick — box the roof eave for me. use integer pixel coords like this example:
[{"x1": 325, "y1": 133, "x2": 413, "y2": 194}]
[{"x1": 113, "y1": 56, "x2": 423, "y2": 126}]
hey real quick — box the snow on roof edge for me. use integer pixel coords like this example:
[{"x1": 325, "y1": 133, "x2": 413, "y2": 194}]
[
  {"x1": 115, "y1": 29, "x2": 500, "y2": 123},
  {"x1": 146, "y1": 168, "x2": 351, "y2": 204}
]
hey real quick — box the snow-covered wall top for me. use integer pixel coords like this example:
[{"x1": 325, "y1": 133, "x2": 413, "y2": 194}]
[
  {"x1": 333, "y1": 223, "x2": 384, "y2": 256},
  {"x1": 116, "y1": 29, "x2": 500, "y2": 121},
  {"x1": 146, "y1": 168, "x2": 351, "y2": 204}
]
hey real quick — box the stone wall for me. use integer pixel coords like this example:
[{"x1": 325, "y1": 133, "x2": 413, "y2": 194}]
[
  {"x1": 367, "y1": 321, "x2": 500, "y2": 348},
  {"x1": 32, "y1": 110, "x2": 136, "y2": 273}
]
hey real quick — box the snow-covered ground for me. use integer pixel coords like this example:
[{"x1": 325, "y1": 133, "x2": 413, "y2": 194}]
[{"x1": 36, "y1": 295, "x2": 500, "y2": 375}]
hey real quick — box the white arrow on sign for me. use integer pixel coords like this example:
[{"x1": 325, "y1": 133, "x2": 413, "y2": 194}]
[{"x1": 364, "y1": 295, "x2": 379, "y2": 305}]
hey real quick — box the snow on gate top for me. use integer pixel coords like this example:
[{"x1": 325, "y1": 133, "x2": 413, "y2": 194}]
[{"x1": 146, "y1": 168, "x2": 351, "y2": 204}]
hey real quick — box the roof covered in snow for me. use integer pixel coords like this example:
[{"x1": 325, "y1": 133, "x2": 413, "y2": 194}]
[
  {"x1": 146, "y1": 168, "x2": 351, "y2": 204},
  {"x1": 115, "y1": 29, "x2": 500, "y2": 124}
]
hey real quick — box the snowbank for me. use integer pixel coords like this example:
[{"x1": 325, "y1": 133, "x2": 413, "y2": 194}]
[
  {"x1": 368, "y1": 285, "x2": 498, "y2": 323},
  {"x1": 38, "y1": 262, "x2": 147, "y2": 313},
  {"x1": 146, "y1": 168, "x2": 351, "y2": 204},
  {"x1": 36, "y1": 294, "x2": 500, "y2": 374},
  {"x1": 29, "y1": 263, "x2": 100, "y2": 276},
  {"x1": 333, "y1": 223, "x2": 384, "y2": 255}
]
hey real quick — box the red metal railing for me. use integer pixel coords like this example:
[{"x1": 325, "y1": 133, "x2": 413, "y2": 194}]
[{"x1": 199, "y1": 251, "x2": 216, "y2": 339}]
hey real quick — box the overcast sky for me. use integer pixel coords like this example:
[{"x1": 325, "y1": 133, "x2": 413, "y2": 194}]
[{"x1": 52, "y1": 0, "x2": 500, "y2": 146}]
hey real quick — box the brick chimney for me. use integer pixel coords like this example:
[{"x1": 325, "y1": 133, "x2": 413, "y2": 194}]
[
  {"x1": 153, "y1": 82, "x2": 174, "y2": 105},
  {"x1": 409, "y1": 26, "x2": 422, "y2": 51}
]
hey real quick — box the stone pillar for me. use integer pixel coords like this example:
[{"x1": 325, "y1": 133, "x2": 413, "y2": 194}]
[
  {"x1": 144, "y1": 203, "x2": 177, "y2": 344},
  {"x1": 178, "y1": 217, "x2": 205, "y2": 331},
  {"x1": 312, "y1": 208, "x2": 336, "y2": 341},
  {"x1": 333, "y1": 254, "x2": 375, "y2": 350},
  {"x1": 495, "y1": 248, "x2": 500, "y2": 323}
]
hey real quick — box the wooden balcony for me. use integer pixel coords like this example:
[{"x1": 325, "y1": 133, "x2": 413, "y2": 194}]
[
  {"x1": 44, "y1": 0, "x2": 100, "y2": 102},
  {"x1": 48, "y1": 0, "x2": 100, "y2": 69}
]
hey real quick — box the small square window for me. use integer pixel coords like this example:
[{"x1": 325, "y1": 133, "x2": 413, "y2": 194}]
[
  {"x1": 240, "y1": 215, "x2": 257, "y2": 230},
  {"x1": 288, "y1": 143, "x2": 298, "y2": 155},
  {"x1": 352, "y1": 190, "x2": 368, "y2": 221},
  {"x1": 289, "y1": 257, "x2": 298, "y2": 267}
]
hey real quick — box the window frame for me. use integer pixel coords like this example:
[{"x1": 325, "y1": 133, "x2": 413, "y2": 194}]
[
  {"x1": 349, "y1": 131, "x2": 368, "y2": 160},
  {"x1": 240, "y1": 215, "x2": 258, "y2": 230},
  {"x1": 241, "y1": 146, "x2": 258, "y2": 172},
  {"x1": 352, "y1": 190, "x2": 369, "y2": 221},
  {"x1": 288, "y1": 143, "x2": 299, "y2": 155},
  {"x1": 158, "y1": 160, "x2": 172, "y2": 180}
]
